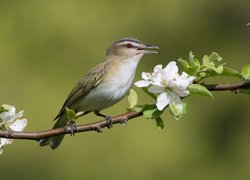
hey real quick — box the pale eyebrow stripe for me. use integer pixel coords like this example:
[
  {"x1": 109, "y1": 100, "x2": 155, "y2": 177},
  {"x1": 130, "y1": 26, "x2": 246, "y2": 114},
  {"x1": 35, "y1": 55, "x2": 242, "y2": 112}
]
[{"x1": 116, "y1": 38, "x2": 142, "y2": 44}]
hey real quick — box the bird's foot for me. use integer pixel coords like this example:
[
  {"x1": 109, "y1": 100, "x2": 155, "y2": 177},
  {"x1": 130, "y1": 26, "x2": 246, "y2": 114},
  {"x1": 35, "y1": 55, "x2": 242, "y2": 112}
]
[
  {"x1": 94, "y1": 111, "x2": 113, "y2": 129},
  {"x1": 105, "y1": 116, "x2": 113, "y2": 128},
  {"x1": 67, "y1": 120, "x2": 77, "y2": 136}
]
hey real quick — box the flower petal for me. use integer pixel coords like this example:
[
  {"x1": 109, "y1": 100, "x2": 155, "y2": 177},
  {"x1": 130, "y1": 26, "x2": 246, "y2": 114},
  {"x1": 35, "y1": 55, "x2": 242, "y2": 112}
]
[
  {"x1": 151, "y1": 72, "x2": 163, "y2": 86},
  {"x1": 180, "y1": 72, "x2": 188, "y2": 78},
  {"x1": 2, "y1": 104, "x2": 15, "y2": 114},
  {"x1": 0, "y1": 138, "x2": 13, "y2": 147},
  {"x1": 134, "y1": 80, "x2": 150, "y2": 87},
  {"x1": 169, "y1": 92, "x2": 183, "y2": 110},
  {"x1": 168, "y1": 92, "x2": 184, "y2": 119},
  {"x1": 0, "y1": 105, "x2": 24, "y2": 122},
  {"x1": 0, "y1": 138, "x2": 13, "y2": 155},
  {"x1": 173, "y1": 73, "x2": 194, "y2": 96},
  {"x1": 164, "y1": 61, "x2": 178, "y2": 78},
  {"x1": 188, "y1": 76, "x2": 196, "y2": 82},
  {"x1": 15, "y1": 110, "x2": 24, "y2": 119},
  {"x1": 9, "y1": 119, "x2": 27, "y2": 132},
  {"x1": 153, "y1": 64, "x2": 163, "y2": 73},
  {"x1": 156, "y1": 92, "x2": 170, "y2": 111},
  {"x1": 0, "y1": 105, "x2": 16, "y2": 122},
  {"x1": 141, "y1": 72, "x2": 152, "y2": 81}
]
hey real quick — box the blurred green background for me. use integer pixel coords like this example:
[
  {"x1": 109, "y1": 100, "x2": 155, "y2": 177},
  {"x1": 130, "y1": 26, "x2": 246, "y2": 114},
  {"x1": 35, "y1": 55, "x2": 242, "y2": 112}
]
[{"x1": 0, "y1": 0, "x2": 250, "y2": 179}]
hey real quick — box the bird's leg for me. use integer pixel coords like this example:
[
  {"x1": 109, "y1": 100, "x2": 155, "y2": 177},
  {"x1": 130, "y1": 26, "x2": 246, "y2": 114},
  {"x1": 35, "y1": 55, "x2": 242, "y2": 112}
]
[
  {"x1": 76, "y1": 111, "x2": 90, "y2": 119},
  {"x1": 67, "y1": 111, "x2": 91, "y2": 136},
  {"x1": 94, "y1": 111, "x2": 113, "y2": 128}
]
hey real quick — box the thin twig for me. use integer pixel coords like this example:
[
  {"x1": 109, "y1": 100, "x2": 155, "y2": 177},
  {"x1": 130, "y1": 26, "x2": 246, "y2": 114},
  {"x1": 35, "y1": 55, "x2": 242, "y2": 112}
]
[{"x1": 204, "y1": 81, "x2": 250, "y2": 91}]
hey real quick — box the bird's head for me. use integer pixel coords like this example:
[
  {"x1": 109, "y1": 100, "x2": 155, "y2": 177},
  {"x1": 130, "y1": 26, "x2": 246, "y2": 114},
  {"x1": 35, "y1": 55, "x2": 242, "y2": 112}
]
[{"x1": 106, "y1": 37, "x2": 158, "y2": 59}]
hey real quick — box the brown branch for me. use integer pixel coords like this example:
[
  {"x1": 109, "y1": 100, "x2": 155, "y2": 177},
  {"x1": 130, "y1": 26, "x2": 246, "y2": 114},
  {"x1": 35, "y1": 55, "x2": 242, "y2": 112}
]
[
  {"x1": 0, "y1": 111, "x2": 142, "y2": 140},
  {"x1": 0, "y1": 81, "x2": 249, "y2": 141},
  {"x1": 204, "y1": 80, "x2": 250, "y2": 91}
]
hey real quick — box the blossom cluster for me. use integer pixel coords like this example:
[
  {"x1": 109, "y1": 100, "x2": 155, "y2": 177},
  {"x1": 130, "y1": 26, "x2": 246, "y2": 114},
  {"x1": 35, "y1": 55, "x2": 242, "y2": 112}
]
[
  {"x1": 135, "y1": 61, "x2": 195, "y2": 117},
  {"x1": 0, "y1": 105, "x2": 27, "y2": 155}
]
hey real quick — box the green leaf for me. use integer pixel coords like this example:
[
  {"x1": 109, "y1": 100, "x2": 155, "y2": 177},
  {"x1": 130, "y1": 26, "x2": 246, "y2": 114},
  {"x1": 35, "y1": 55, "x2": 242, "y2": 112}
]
[
  {"x1": 202, "y1": 55, "x2": 210, "y2": 65},
  {"x1": 0, "y1": 107, "x2": 5, "y2": 114},
  {"x1": 0, "y1": 106, "x2": 7, "y2": 123},
  {"x1": 242, "y1": 64, "x2": 250, "y2": 80},
  {"x1": 202, "y1": 52, "x2": 222, "y2": 67},
  {"x1": 65, "y1": 107, "x2": 76, "y2": 120},
  {"x1": 178, "y1": 58, "x2": 189, "y2": 70},
  {"x1": 221, "y1": 67, "x2": 242, "y2": 78},
  {"x1": 142, "y1": 104, "x2": 164, "y2": 129},
  {"x1": 143, "y1": 104, "x2": 163, "y2": 119},
  {"x1": 155, "y1": 117, "x2": 164, "y2": 129},
  {"x1": 188, "y1": 84, "x2": 214, "y2": 99},
  {"x1": 193, "y1": 57, "x2": 201, "y2": 67},
  {"x1": 178, "y1": 58, "x2": 200, "y2": 76},
  {"x1": 127, "y1": 89, "x2": 138, "y2": 109},
  {"x1": 209, "y1": 52, "x2": 223, "y2": 62},
  {"x1": 182, "y1": 102, "x2": 188, "y2": 115},
  {"x1": 188, "y1": 51, "x2": 196, "y2": 66},
  {"x1": 201, "y1": 63, "x2": 223, "y2": 75},
  {"x1": 143, "y1": 104, "x2": 156, "y2": 119},
  {"x1": 134, "y1": 105, "x2": 144, "y2": 112},
  {"x1": 202, "y1": 52, "x2": 222, "y2": 64},
  {"x1": 208, "y1": 64, "x2": 223, "y2": 74}
]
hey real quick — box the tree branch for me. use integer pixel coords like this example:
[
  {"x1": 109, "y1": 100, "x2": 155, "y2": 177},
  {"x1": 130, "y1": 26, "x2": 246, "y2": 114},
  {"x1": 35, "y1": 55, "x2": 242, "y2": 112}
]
[
  {"x1": 204, "y1": 80, "x2": 250, "y2": 91},
  {"x1": 0, "y1": 111, "x2": 142, "y2": 140},
  {"x1": 0, "y1": 81, "x2": 249, "y2": 141}
]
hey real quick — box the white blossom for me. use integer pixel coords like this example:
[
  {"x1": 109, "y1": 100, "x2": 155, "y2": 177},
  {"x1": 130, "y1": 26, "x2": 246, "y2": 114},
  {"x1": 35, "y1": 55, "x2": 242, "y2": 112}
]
[
  {"x1": 0, "y1": 104, "x2": 23, "y2": 122},
  {"x1": 0, "y1": 104, "x2": 27, "y2": 155},
  {"x1": 135, "y1": 61, "x2": 195, "y2": 113},
  {"x1": 0, "y1": 138, "x2": 13, "y2": 155}
]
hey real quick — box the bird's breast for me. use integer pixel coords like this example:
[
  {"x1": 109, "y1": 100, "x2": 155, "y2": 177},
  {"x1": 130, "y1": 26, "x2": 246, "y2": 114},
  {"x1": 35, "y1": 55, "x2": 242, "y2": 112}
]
[
  {"x1": 101, "y1": 62, "x2": 137, "y2": 100},
  {"x1": 73, "y1": 56, "x2": 141, "y2": 112}
]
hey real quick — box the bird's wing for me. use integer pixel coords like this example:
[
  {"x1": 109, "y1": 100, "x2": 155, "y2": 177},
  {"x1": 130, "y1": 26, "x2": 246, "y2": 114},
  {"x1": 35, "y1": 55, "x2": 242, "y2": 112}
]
[{"x1": 54, "y1": 61, "x2": 112, "y2": 120}]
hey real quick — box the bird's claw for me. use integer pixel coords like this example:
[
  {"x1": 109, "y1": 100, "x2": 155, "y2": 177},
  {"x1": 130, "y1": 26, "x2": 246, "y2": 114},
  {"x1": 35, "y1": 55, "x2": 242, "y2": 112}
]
[
  {"x1": 105, "y1": 116, "x2": 113, "y2": 128},
  {"x1": 67, "y1": 120, "x2": 77, "y2": 136}
]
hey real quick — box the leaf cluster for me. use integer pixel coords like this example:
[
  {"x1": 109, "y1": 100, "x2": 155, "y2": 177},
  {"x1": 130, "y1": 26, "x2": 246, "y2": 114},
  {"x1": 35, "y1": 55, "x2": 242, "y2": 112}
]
[{"x1": 179, "y1": 52, "x2": 250, "y2": 97}]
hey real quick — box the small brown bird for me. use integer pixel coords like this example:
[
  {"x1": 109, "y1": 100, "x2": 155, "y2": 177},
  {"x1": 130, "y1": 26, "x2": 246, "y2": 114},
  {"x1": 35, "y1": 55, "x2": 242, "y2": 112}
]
[{"x1": 40, "y1": 37, "x2": 158, "y2": 149}]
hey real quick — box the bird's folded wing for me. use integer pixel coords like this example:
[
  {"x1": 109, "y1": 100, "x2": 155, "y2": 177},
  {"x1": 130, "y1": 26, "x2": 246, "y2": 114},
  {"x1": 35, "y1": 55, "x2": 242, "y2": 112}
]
[{"x1": 54, "y1": 61, "x2": 112, "y2": 120}]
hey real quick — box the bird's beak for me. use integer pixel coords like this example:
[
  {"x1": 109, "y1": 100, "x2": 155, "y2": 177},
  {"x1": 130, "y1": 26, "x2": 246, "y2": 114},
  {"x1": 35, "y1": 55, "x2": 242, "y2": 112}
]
[{"x1": 140, "y1": 45, "x2": 159, "y2": 54}]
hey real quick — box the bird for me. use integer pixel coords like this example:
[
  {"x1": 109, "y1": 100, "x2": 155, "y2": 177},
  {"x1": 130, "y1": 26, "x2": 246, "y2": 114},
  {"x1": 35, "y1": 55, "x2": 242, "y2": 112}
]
[{"x1": 39, "y1": 37, "x2": 158, "y2": 149}]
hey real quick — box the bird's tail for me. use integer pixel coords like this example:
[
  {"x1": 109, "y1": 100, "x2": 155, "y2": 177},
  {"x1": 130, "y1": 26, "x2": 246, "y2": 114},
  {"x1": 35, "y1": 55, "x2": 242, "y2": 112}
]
[{"x1": 39, "y1": 113, "x2": 68, "y2": 149}]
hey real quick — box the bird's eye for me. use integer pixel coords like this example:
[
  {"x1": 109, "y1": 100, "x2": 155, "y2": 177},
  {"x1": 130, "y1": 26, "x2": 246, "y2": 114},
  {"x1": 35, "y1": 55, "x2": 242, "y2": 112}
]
[{"x1": 126, "y1": 43, "x2": 133, "y2": 48}]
